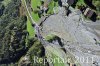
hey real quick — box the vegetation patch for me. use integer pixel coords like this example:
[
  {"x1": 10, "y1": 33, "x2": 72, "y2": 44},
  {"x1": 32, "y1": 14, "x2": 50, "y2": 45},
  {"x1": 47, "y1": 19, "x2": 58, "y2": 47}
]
[
  {"x1": 27, "y1": 17, "x2": 35, "y2": 38},
  {"x1": 26, "y1": 39, "x2": 48, "y2": 66},
  {"x1": 45, "y1": 34, "x2": 57, "y2": 42},
  {"x1": 76, "y1": 0, "x2": 86, "y2": 8},
  {"x1": 51, "y1": 53, "x2": 65, "y2": 66},
  {"x1": 92, "y1": 0, "x2": 100, "y2": 19},
  {"x1": 46, "y1": 46, "x2": 66, "y2": 66},
  {"x1": 31, "y1": 0, "x2": 59, "y2": 22},
  {"x1": 31, "y1": 0, "x2": 41, "y2": 22},
  {"x1": 47, "y1": 0, "x2": 58, "y2": 14}
]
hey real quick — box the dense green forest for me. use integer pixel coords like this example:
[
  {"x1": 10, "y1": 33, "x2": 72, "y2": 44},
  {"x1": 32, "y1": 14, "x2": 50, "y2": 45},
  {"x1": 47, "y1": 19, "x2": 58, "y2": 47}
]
[{"x1": 0, "y1": 0, "x2": 27, "y2": 65}]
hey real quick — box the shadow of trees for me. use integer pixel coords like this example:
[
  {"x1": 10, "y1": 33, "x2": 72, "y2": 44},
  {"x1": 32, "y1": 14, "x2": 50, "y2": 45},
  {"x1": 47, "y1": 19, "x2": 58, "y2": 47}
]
[{"x1": 84, "y1": 0, "x2": 96, "y2": 10}]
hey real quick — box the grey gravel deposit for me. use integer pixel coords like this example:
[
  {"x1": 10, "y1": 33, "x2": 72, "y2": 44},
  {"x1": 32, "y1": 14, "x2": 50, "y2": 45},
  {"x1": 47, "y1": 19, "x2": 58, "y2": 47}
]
[{"x1": 41, "y1": 7, "x2": 100, "y2": 66}]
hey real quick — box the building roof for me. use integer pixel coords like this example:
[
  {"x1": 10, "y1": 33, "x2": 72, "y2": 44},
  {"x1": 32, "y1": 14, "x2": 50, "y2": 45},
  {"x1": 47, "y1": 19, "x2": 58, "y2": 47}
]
[
  {"x1": 87, "y1": 10, "x2": 94, "y2": 17},
  {"x1": 84, "y1": 8, "x2": 95, "y2": 18}
]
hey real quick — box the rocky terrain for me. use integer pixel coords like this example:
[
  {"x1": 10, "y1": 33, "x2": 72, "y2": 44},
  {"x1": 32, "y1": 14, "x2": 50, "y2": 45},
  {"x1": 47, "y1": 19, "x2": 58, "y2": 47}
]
[{"x1": 41, "y1": 6, "x2": 100, "y2": 66}]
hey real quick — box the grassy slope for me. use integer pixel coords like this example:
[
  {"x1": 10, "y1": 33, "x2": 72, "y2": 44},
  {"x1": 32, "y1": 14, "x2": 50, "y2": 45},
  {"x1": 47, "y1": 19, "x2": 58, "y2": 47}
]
[
  {"x1": 27, "y1": 17, "x2": 35, "y2": 38},
  {"x1": 45, "y1": 34, "x2": 65, "y2": 66},
  {"x1": 76, "y1": 0, "x2": 86, "y2": 7},
  {"x1": 21, "y1": 0, "x2": 35, "y2": 38},
  {"x1": 45, "y1": 34, "x2": 56, "y2": 41},
  {"x1": 46, "y1": 46, "x2": 67, "y2": 66},
  {"x1": 31, "y1": 0, "x2": 41, "y2": 22},
  {"x1": 26, "y1": 0, "x2": 41, "y2": 38},
  {"x1": 52, "y1": 53, "x2": 65, "y2": 66},
  {"x1": 48, "y1": 1, "x2": 58, "y2": 14}
]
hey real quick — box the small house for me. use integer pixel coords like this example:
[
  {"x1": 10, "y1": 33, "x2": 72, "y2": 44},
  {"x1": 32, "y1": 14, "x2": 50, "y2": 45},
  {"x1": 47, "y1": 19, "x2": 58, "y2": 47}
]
[
  {"x1": 83, "y1": 7, "x2": 97, "y2": 21},
  {"x1": 84, "y1": 8, "x2": 96, "y2": 18}
]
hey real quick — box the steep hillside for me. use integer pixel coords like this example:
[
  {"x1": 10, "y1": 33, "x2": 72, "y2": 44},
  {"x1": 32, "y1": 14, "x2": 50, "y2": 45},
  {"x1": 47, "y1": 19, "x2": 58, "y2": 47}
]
[{"x1": 0, "y1": 0, "x2": 28, "y2": 65}]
